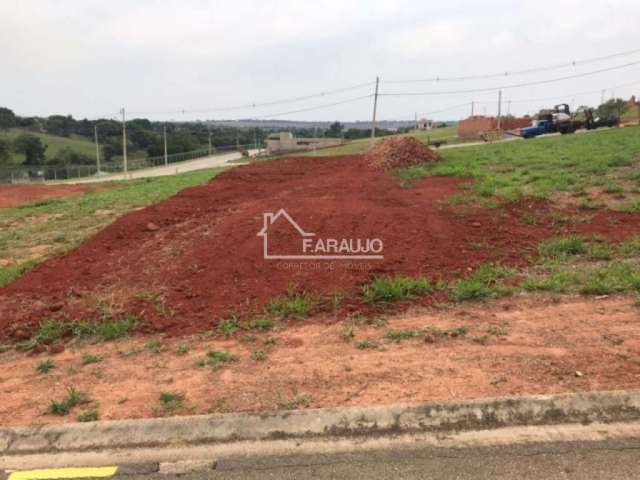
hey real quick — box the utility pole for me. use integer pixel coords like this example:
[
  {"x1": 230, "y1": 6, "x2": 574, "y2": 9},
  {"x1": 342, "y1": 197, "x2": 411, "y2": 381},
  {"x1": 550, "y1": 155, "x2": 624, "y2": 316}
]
[
  {"x1": 414, "y1": 112, "x2": 418, "y2": 130},
  {"x1": 121, "y1": 108, "x2": 128, "y2": 174},
  {"x1": 163, "y1": 124, "x2": 168, "y2": 166},
  {"x1": 370, "y1": 76, "x2": 380, "y2": 141},
  {"x1": 471, "y1": 101, "x2": 475, "y2": 117},
  {"x1": 497, "y1": 90, "x2": 503, "y2": 130},
  {"x1": 94, "y1": 124, "x2": 101, "y2": 173}
]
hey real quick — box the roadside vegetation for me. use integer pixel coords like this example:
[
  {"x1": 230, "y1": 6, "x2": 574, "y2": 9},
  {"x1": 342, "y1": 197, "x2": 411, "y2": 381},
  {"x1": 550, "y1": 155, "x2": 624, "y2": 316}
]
[{"x1": 0, "y1": 168, "x2": 222, "y2": 286}]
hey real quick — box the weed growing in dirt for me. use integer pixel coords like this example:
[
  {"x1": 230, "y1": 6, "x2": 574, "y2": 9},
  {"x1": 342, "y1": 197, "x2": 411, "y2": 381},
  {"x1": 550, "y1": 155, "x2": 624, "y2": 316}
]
[
  {"x1": 384, "y1": 329, "x2": 423, "y2": 342},
  {"x1": 145, "y1": 339, "x2": 163, "y2": 354},
  {"x1": 80, "y1": 354, "x2": 103, "y2": 366},
  {"x1": 77, "y1": 409, "x2": 99, "y2": 422},
  {"x1": 276, "y1": 394, "x2": 311, "y2": 410},
  {"x1": 524, "y1": 261, "x2": 640, "y2": 295},
  {"x1": 472, "y1": 335, "x2": 489, "y2": 345},
  {"x1": 244, "y1": 317, "x2": 276, "y2": 331},
  {"x1": 451, "y1": 263, "x2": 514, "y2": 301},
  {"x1": 49, "y1": 387, "x2": 90, "y2": 416},
  {"x1": 175, "y1": 344, "x2": 190, "y2": 355},
  {"x1": 264, "y1": 336, "x2": 278, "y2": 346},
  {"x1": 28, "y1": 318, "x2": 66, "y2": 347},
  {"x1": 362, "y1": 275, "x2": 431, "y2": 303},
  {"x1": 36, "y1": 358, "x2": 55, "y2": 374},
  {"x1": 539, "y1": 236, "x2": 588, "y2": 259},
  {"x1": 356, "y1": 339, "x2": 380, "y2": 350},
  {"x1": 265, "y1": 288, "x2": 319, "y2": 320},
  {"x1": 251, "y1": 349, "x2": 267, "y2": 362},
  {"x1": 158, "y1": 392, "x2": 185, "y2": 413},
  {"x1": 71, "y1": 315, "x2": 139, "y2": 342},
  {"x1": 487, "y1": 325, "x2": 508, "y2": 337},
  {"x1": 341, "y1": 323, "x2": 356, "y2": 342},
  {"x1": 197, "y1": 349, "x2": 239, "y2": 369}
]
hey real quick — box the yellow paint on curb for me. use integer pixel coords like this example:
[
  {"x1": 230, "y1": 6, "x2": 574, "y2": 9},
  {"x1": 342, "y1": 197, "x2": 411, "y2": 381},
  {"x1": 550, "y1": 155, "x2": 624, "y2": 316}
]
[{"x1": 8, "y1": 467, "x2": 118, "y2": 480}]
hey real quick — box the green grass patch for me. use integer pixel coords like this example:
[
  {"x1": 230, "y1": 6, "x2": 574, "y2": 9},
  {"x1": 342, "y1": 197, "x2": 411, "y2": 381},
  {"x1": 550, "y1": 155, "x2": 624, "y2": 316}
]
[
  {"x1": 25, "y1": 315, "x2": 139, "y2": 349},
  {"x1": 197, "y1": 349, "x2": 239, "y2": 368},
  {"x1": 36, "y1": 358, "x2": 55, "y2": 374},
  {"x1": 49, "y1": 387, "x2": 90, "y2": 416},
  {"x1": 158, "y1": 391, "x2": 185, "y2": 413},
  {"x1": 80, "y1": 353, "x2": 103, "y2": 366},
  {"x1": 384, "y1": 329, "x2": 423, "y2": 342},
  {"x1": 265, "y1": 288, "x2": 319, "y2": 320},
  {"x1": 77, "y1": 409, "x2": 99, "y2": 422},
  {"x1": 362, "y1": 275, "x2": 431, "y2": 303},
  {"x1": 451, "y1": 263, "x2": 515, "y2": 301}
]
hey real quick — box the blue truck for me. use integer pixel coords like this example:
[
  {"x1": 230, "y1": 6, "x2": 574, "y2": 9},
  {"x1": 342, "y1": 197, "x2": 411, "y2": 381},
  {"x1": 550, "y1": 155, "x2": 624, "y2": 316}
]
[{"x1": 519, "y1": 104, "x2": 577, "y2": 139}]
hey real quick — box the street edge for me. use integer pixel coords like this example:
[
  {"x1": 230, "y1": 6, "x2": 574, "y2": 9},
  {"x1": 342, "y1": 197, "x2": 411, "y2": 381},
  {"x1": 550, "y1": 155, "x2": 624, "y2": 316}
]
[{"x1": 1, "y1": 390, "x2": 640, "y2": 459}]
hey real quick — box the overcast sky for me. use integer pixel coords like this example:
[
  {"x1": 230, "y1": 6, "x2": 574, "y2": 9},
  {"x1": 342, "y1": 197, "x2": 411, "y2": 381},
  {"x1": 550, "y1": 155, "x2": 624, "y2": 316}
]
[{"x1": 2, "y1": 0, "x2": 640, "y2": 122}]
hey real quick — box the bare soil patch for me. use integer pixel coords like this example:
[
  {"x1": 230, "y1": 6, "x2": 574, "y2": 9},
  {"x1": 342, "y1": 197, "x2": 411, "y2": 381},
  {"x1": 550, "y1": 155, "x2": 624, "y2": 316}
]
[
  {"x1": 1, "y1": 295, "x2": 639, "y2": 427},
  {"x1": 0, "y1": 183, "x2": 113, "y2": 209},
  {"x1": 3, "y1": 155, "x2": 640, "y2": 340}
]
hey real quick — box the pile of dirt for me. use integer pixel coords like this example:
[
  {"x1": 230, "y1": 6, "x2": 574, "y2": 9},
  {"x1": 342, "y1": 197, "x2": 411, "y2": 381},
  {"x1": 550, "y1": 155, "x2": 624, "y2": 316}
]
[
  {"x1": 2, "y1": 154, "x2": 640, "y2": 340},
  {"x1": 366, "y1": 136, "x2": 443, "y2": 170}
]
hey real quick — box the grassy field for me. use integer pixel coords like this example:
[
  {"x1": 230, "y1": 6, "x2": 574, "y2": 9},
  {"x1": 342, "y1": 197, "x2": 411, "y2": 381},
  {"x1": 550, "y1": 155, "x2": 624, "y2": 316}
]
[
  {"x1": 0, "y1": 128, "x2": 148, "y2": 165},
  {"x1": 398, "y1": 127, "x2": 640, "y2": 206},
  {"x1": 0, "y1": 129, "x2": 98, "y2": 165},
  {"x1": 0, "y1": 168, "x2": 223, "y2": 286}
]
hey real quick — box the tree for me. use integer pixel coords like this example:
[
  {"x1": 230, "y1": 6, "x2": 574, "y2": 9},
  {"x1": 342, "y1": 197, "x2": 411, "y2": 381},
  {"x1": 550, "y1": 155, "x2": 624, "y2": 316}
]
[
  {"x1": 49, "y1": 146, "x2": 93, "y2": 165},
  {"x1": 13, "y1": 133, "x2": 47, "y2": 165},
  {"x1": 0, "y1": 138, "x2": 11, "y2": 163},
  {"x1": 325, "y1": 121, "x2": 344, "y2": 138},
  {"x1": 597, "y1": 98, "x2": 627, "y2": 121},
  {"x1": 0, "y1": 107, "x2": 16, "y2": 130}
]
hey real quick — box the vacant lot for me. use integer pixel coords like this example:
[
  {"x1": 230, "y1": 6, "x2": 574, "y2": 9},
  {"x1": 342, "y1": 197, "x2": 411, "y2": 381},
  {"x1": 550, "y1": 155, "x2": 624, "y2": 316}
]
[{"x1": 1, "y1": 128, "x2": 640, "y2": 425}]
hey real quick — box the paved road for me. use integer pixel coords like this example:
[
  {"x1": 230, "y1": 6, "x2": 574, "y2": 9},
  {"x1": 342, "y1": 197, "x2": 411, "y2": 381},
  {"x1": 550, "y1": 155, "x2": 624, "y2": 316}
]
[
  {"x1": 62, "y1": 150, "x2": 256, "y2": 184},
  {"x1": 134, "y1": 438, "x2": 640, "y2": 479}
]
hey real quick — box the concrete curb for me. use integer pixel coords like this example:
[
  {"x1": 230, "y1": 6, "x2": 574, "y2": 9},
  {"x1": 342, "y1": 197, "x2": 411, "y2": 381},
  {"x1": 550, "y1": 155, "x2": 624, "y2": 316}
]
[{"x1": 1, "y1": 390, "x2": 640, "y2": 458}]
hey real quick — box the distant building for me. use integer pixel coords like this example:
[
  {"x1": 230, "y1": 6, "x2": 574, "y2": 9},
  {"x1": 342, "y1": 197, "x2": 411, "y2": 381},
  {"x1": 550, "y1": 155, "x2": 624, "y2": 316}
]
[
  {"x1": 417, "y1": 118, "x2": 433, "y2": 131},
  {"x1": 627, "y1": 95, "x2": 639, "y2": 108},
  {"x1": 457, "y1": 115, "x2": 530, "y2": 140},
  {"x1": 265, "y1": 132, "x2": 343, "y2": 155}
]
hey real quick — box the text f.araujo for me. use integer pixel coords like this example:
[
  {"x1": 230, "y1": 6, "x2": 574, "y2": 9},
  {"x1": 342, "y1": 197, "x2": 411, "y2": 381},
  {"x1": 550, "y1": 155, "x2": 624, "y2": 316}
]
[{"x1": 257, "y1": 209, "x2": 384, "y2": 260}]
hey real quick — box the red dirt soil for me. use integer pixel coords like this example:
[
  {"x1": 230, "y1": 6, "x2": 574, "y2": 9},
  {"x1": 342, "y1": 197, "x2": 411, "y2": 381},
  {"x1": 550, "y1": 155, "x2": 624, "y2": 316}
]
[
  {"x1": 0, "y1": 183, "x2": 112, "y2": 209},
  {"x1": 3, "y1": 154, "x2": 640, "y2": 339},
  {"x1": 366, "y1": 136, "x2": 442, "y2": 170}
]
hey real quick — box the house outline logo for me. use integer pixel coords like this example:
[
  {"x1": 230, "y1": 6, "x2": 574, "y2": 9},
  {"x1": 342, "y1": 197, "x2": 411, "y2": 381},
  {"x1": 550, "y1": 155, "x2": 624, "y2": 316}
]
[{"x1": 257, "y1": 208, "x2": 384, "y2": 260}]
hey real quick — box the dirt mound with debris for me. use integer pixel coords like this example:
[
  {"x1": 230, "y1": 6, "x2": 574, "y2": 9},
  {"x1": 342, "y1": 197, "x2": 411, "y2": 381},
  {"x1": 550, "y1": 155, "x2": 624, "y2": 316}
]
[
  {"x1": 2, "y1": 154, "x2": 640, "y2": 340},
  {"x1": 366, "y1": 136, "x2": 443, "y2": 170}
]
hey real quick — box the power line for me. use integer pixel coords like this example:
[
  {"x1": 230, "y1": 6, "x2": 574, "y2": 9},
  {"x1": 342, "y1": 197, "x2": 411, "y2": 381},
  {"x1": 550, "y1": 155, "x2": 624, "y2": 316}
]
[
  {"x1": 230, "y1": 94, "x2": 373, "y2": 120},
  {"x1": 380, "y1": 60, "x2": 640, "y2": 97},
  {"x1": 473, "y1": 79, "x2": 640, "y2": 105},
  {"x1": 385, "y1": 47, "x2": 640, "y2": 83},
  {"x1": 128, "y1": 81, "x2": 375, "y2": 116}
]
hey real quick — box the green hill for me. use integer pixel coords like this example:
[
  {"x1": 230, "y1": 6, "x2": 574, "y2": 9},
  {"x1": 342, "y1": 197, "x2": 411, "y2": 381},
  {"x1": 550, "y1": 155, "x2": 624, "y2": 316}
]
[{"x1": 0, "y1": 128, "x2": 97, "y2": 165}]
